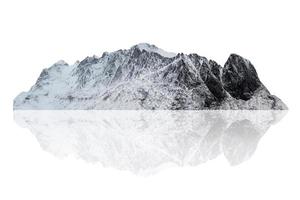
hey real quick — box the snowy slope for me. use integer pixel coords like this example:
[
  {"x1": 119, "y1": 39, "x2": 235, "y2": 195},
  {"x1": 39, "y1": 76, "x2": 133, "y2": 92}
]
[{"x1": 13, "y1": 43, "x2": 287, "y2": 110}]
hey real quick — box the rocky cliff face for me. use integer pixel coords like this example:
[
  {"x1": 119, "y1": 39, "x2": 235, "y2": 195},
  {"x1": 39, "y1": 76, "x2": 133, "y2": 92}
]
[{"x1": 13, "y1": 43, "x2": 287, "y2": 110}]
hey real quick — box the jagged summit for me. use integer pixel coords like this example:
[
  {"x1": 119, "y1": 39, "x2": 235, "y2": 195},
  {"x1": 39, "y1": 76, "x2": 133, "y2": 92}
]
[
  {"x1": 131, "y1": 43, "x2": 177, "y2": 58},
  {"x1": 13, "y1": 44, "x2": 287, "y2": 110}
]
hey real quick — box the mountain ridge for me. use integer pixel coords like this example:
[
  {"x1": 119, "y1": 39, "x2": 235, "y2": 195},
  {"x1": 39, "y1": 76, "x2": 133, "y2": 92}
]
[{"x1": 13, "y1": 43, "x2": 287, "y2": 110}]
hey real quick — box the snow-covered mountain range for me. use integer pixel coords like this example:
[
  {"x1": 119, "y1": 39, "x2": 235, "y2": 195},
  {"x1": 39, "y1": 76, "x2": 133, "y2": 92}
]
[{"x1": 14, "y1": 43, "x2": 287, "y2": 110}]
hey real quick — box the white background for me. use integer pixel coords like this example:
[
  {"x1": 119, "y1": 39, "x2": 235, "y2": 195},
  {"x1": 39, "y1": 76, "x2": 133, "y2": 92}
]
[{"x1": 0, "y1": 0, "x2": 299, "y2": 199}]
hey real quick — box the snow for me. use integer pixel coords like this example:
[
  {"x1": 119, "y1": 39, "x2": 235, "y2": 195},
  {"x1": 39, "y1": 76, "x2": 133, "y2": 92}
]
[
  {"x1": 53, "y1": 60, "x2": 68, "y2": 66},
  {"x1": 134, "y1": 43, "x2": 177, "y2": 58}
]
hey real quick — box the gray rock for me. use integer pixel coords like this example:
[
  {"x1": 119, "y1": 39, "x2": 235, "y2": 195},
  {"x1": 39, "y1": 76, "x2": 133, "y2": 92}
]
[{"x1": 222, "y1": 54, "x2": 261, "y2": 100}]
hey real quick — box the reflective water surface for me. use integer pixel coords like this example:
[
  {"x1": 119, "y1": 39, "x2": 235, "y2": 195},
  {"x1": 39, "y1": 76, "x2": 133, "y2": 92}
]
[{"x1": 14, "y1": 110, "x2": 286, "y2": 174}]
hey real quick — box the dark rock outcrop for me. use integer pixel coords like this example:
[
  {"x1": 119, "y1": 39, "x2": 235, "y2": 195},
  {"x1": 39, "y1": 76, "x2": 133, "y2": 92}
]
[
  {"x1": 222, "y1": 54, "x2": 261, "y2": 100},
  {"x1": 200, "y1": 62, "x2": 227, "y2": 101}
]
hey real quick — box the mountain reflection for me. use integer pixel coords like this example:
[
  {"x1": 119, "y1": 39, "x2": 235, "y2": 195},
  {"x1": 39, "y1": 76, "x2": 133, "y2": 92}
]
[{"x1": 14, "y1": 110, "x2": 286, "y2": 174}]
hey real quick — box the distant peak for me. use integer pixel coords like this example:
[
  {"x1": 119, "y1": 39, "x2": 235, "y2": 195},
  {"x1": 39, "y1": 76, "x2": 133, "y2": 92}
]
[
  {"x1": 53, "y1": 60, "x2": 68, "y2": 66},
  {"x1": 131, "y1": 43, "x2": 176, "y2": 58},
  {"x1": 134, "y1": 43, "x2": 158, "y2": 49},
  {"x1": 131, "y1": 43, "x2": 157, "y2": 50}
]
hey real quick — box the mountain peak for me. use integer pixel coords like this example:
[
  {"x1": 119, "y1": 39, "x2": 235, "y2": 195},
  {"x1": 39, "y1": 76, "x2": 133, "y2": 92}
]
[
  {"x1": 52, "y1": 60, "x2": 68, "y2": 66},
  {"x1": 131, "y1": 43, "x2": 176, "y2": 58},
  {"x1": 134, "y1": 43, "x2": 157, "y2": 49}
]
